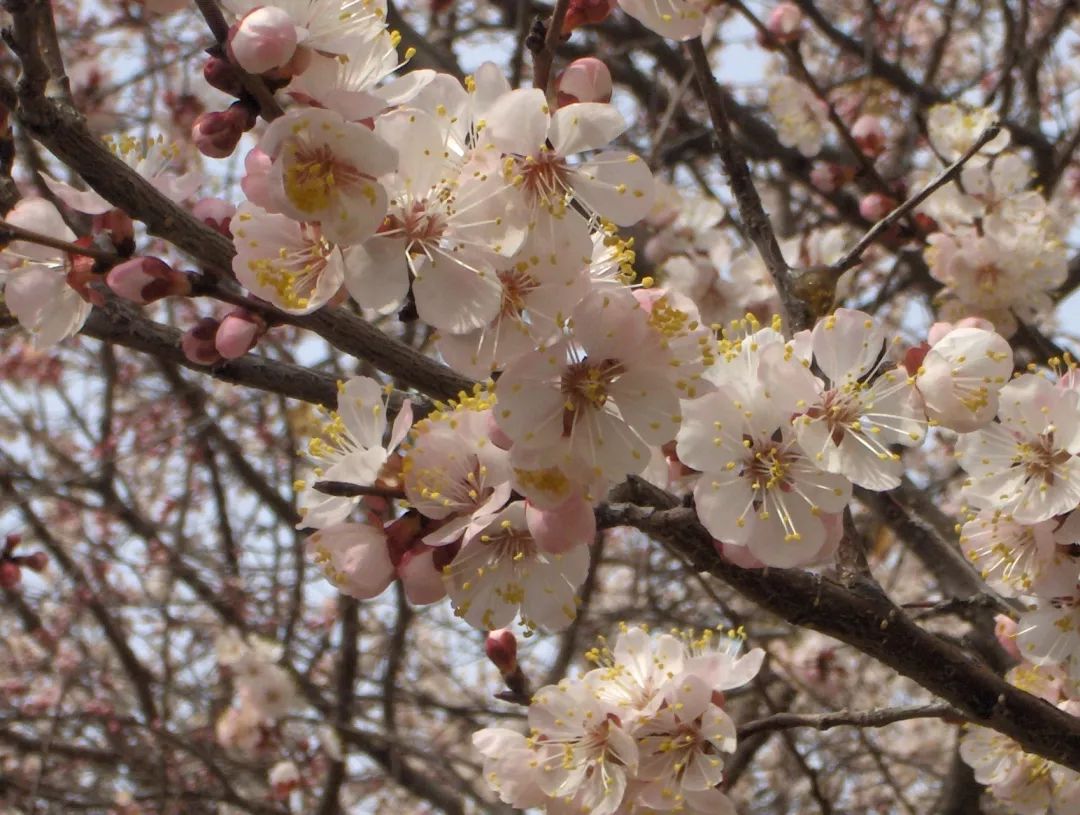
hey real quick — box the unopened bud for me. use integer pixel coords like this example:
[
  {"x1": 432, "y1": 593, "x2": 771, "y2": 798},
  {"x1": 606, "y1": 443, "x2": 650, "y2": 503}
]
[
  {"x1": 229, "y1": 7, "x2": 299, "y2": 75},
  {"x1": 107, "y1": 257, "x2": 191, "y2": 304},
  {"x1": 215, "y1": 308, "x2": 267, "y2": 359},
  {"x1": 3, "y1": 533, "x2": 20, "y2": 554},
  {"x1": 851, "y1": 114, "x2": 886, "y2": 157},
  {"x1": 994, "y1": 614, "x2": 1021, "y2": 660},
  {"x1": 764, "y1": 2, "x2": 802, "y2": 44},
  {"x1": 192, "y1": 104, "x2": 255, "y2": 159},
  {"x1": 556, "y1": 58, "x2": 612, "y2": 106},
  {"x1": 858, "y1": 192, "x2": 896, "y2": 222},
  {"x1": 561, "y1": 0, "x2": 616, "y2": 34},
  {"x1": 0, "y1": 561, "x2": 20, "y2": 589},
  {"x1": 809, "y1": 162, "x2": 854, "y2": 193},
  {"x1": 203, "y1": 56, "x2": 245, "y2": 98},
  {"x1": 20, "y1": 552, "x2": 48, "y2": 572},
  {"x1": 192, "y1": 198, "x2": 236, "y2": 236},
  {"x1": 182, "y1": 317, "x2": 223, "y2": 366},
  {"x1": 240, "y1": 147, "x2": 275, "y2": 209},
  {"x1": 485, "y1": 628, "x2": 518, "y2": 676}
]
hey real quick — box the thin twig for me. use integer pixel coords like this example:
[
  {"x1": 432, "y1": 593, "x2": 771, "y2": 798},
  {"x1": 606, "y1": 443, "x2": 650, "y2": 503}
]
[
  {"x1": 530, "y1": 0, "x2": 571, "y2": 98},
  {"x1": 830, "y1": 123, "x2": 1002, "y2": 273},
  {"x1": 738, "y1": 703, "x2": 963, "y2": 738}
]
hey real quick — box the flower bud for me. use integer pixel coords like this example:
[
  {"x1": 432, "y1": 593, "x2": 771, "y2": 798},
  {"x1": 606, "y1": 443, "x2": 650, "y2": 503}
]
[
  {"x1": 994, "y1": 614, "x2": 1021, "y2": 660},
  {"x1": 809, "y1": 162, "x2": 854, "y2": 192},
  {"x1": 192, "y1": 198, "x2": 236, "y2": 236},
  {"x1": 851, "y1": 114, "x2": 886, "y2": 157},
  {"x1": 561, "y1": 0, "x2": 616, "y2": 34},
  {"x1": 765, "y1": 2, "x2": 802, "y2": 43},
  {"x1": 106, "y1": 257, "x2": 191, "y2": 304},
  {"x1": 18, "y1": 552, "x2": 48, "y2": 572},
  {"x1": 203, "y1": 56, "x2": 245, "y2": 98},
  {"x1": 0, "y1": 561, "x2": 20, "y2": 589},
  {"x1": 192, "y1": 104, "x2": 255, "y2": 159},
  {"x1": 485, "y1": 628, "x2": 518, "y2": 675},
  {"x1": 138, "y1": 0, "x2": 189, "y2": 14},
  {"x1": 215, "y1": 308, "x2": 267, "y2": 359},
  {"x1": 556, "y1": 58, "x2": 612, "y2": 107},
  {"x1": 858, "y1": 192, "x2": 896, "y2": 222},
  {"x1": 229, "y1": 7, "x2": 299, "y2": 75},
  {"x1": 182, "y1": 318, "x2": 223, "y2": 366},
  {"x1": 240, "y1": 148, "x2": 276, "y2": 209},
  {"x1": 397, "y1": 546, "x2": 446, "y2": 605},
  {"x1": 3, "y1": 533, "x2": 21, "y2": 554}
]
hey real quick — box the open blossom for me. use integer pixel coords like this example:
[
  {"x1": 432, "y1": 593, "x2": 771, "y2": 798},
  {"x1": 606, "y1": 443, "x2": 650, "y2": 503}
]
[
  {"x1": 925, "y1": 227, "x2": 1067, "y2": 337},
  {"x1": 257, "y1": 107, "x2": 397, "y2": 245},
  {"x1": 296, "y1": 376, "x2": 412, "y2": 529},
  {"x1": 0, "y1": 198, "x2": 92, "y2": 348},
  {"x1": 474, "y1": 626, "x2": 761, "y2": 814},
  {"x1": 957, "y1": 373, "x2": 1080, "y2": 524},
  {"x1": 42, "y1": 135, "x2": 201, "y2": 215},
  {"x1": 402, "y1": 395, "x2": 512, "y2": 545},
  {"x1": 442, "y1": 501, "x2": 590, "y2": 631},
  {"x1": 494, "y1": 287, "x2": 683, "y2": 483},
  {"x1": 913, "y1": 324, "x2": 1013, "y2": 432},
  {"x1": 960, "y1": 665, "x2": 1080, "y2": 814},
  {"x1": 306, "y1": 520, "x2": 395, "y2": 599},
  {"x1": 344, "y1": 107, "x2": 527, "y2": 320},
  {"x1": 958, "y1": 510, "x2": 1060, "y2": 596},
  {"x1": 436, "y1": 214, "x2": 592, "y2": 377},
  {"x1": 231, "y1": 202, "x2": 345, "y2": 313},
  {"x1": 768, "y1": 76, "x2": 828, "y2": 157},
  {"x1": 777, "y1": 308, "x2": 927, "y2": 491},
  {"x1": 485, "y1": 89, "x2": 655, "y2": 226},
  {"x1": 926, "y1": 102, "x2": 1010, "y2": 163},
  {"x1": 617, "y1": 0, "x2": 714, "y2": 41},
  {"x1": 676, "y1": 377, "x2": 851, "y2": 567}
]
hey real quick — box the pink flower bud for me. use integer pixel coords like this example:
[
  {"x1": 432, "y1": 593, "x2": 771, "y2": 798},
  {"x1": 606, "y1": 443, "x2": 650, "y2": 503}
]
[
  {"x1": 215, "y1": 309, "x2": 267, "y2": 359},
  {"x1": 240, "y1": 148, "x2": 276, "y2": 209},
  {"x1": 858, "y1": 192, "x2": 896, "y2": 222},
  {"x1": 525, "y1": 496, "x2": 595, "y2": 553},
  {"x1": 926, "y1": 321, "x2": 956, "y2": 347},
  {"x1": 397, "y1": 546, "x2": 446, "y2": 605},
  {"x1": 192, "y1": 104, "x2": 254, "y2": 159},
  {"x1": 192, "y1": 198, "x2": 236, "y2": 236},
  {"x1": 809, "y1": 162, "x2": 854, "y2": 193},
  {"x1": 763, "y1": 2, "x2": 802, "y2": 45},
  {"x1": 203, "y1": 56, "x2": 245, "y2": 98},
  {"x1": 229, "y1": 7, "x2": 299, "y2": 75},
  {"x1": 994, "y1": 614, "x2": 1021, "y2": 660},
  {"x1": 556, "y1": 58, "x2": 612, "y2": 107},
  {"x1": 106, "y1": 257, "x2": 191, "y2": 304},
  {"x1": 0, "y1": 561, "x2": 20, "y2": 589},
  {"x1": 851, "y1": 114, "x2": 886, "y2": 157},
  {"x1": 18, "y1": 552, "x2": 48, "y2": 572},
  {"x1": 182, "y1": 318, "x2": 223, "y2": 366},
  {"x1": 485, "y1": 629, "x2": 518, "y2": 675}
]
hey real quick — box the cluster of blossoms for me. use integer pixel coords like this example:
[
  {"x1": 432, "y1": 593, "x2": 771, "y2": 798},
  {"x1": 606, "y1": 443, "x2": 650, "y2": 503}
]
[
  {"x1": 214, "y1": 631, "x2": 298, "y2": 755},
  {"x1": 921, "y1": 103, "x2": 1067, "y2": 336},
  {"x1": 474, "y1": 625, "x2": 764, "y2": 814},
  {"x1": 960, "y1": 624, "x2": 1080, "y2": 813}
]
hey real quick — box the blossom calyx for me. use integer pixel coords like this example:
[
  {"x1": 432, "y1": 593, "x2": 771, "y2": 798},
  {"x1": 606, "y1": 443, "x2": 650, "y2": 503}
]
[{"x1": 182, "y1": 317, "x2": 223, "y2": 366}]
